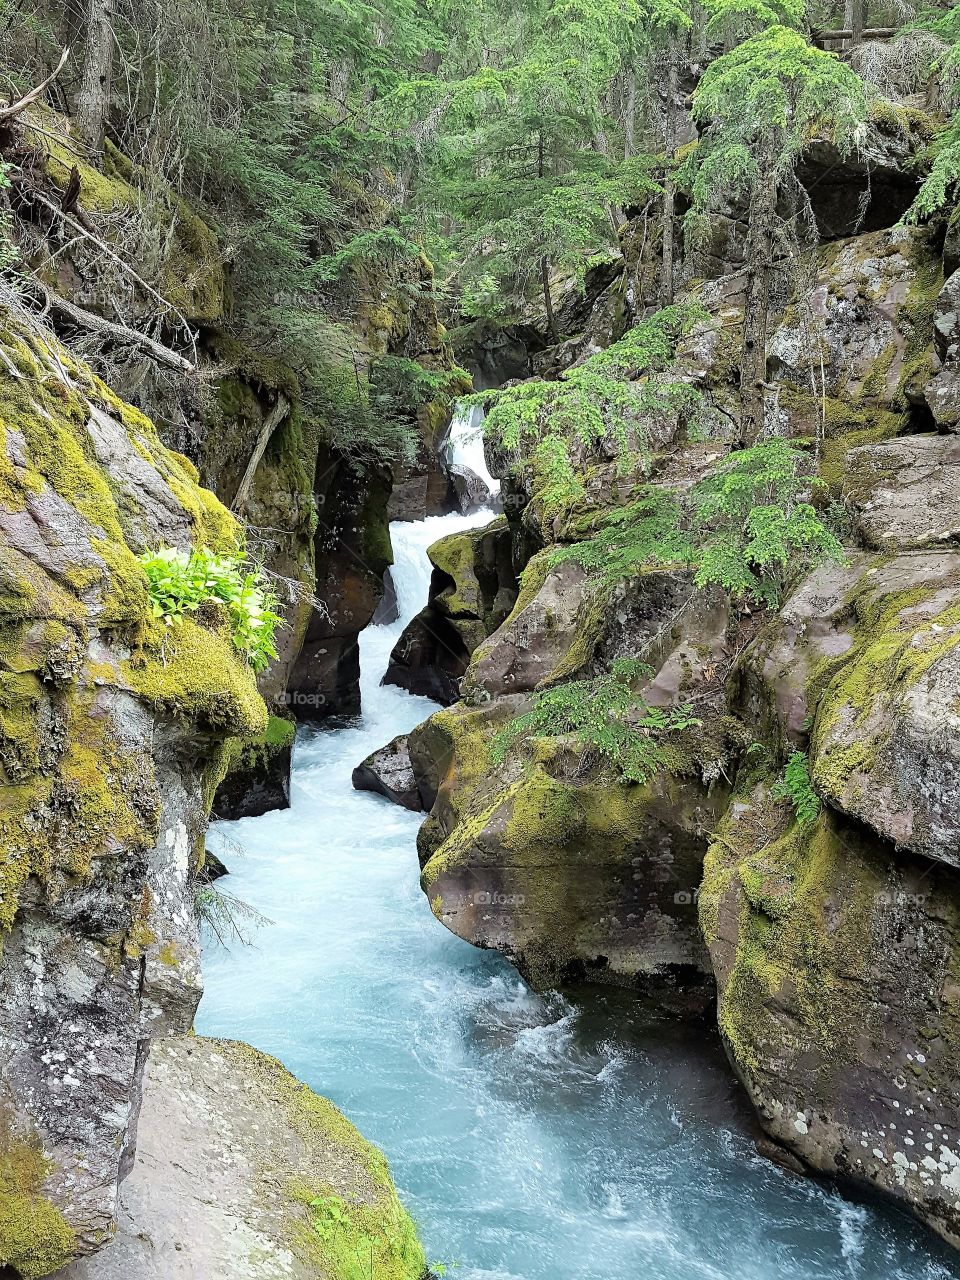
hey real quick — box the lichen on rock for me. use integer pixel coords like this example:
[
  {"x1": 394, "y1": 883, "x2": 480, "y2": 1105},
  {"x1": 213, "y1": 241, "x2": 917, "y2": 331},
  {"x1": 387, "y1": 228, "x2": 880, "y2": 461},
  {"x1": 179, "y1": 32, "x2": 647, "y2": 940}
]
[{"x1": 0, "y1": 310, "x2": 266, "y2": 1270}]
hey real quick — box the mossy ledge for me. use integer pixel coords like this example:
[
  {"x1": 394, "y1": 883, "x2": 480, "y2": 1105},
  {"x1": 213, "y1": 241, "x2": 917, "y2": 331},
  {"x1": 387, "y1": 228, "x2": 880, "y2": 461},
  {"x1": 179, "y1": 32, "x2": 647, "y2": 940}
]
[{"x1": 0, "y1": 309, "x2": 267, "y2": 1269}]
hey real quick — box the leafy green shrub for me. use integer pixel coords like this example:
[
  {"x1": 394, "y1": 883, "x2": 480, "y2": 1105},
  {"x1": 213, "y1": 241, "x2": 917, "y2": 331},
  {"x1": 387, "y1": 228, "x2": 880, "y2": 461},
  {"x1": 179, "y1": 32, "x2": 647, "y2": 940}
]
[
  {"x1": 473, "y1": 302, "x2": 707, "y2": 465},
  {"x1": 772, "y1": 750, "x2": 821, "y2": 827},
  {"x1": 139, "y1": 546, "x2": 282, "y2": 672},
  {"x1": 691, "y1": 440, "x2": 844, "y2": 607},
  {"x1": 492, "y1": 659, "x2": 700, "y2": 784}
]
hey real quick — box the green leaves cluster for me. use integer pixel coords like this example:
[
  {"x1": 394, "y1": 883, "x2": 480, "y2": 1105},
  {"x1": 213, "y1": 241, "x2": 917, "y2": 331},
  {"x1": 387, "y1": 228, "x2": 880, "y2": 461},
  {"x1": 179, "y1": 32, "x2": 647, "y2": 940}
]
[
  {"x1": 772, "y1": 750, "x2": 821, "y2": 827},
  {"x1": 475, "y1": 302, "x2": 707, "y2": 462},
  {"x1": 691, "y1": 439, "x2": 844, "y2": 608},
  {"x1": 492, "y1": 658, "x2": 700, "y2": 784},
  {"x1": 139, "y1": 546, "x2": 282, "y2": 673}
]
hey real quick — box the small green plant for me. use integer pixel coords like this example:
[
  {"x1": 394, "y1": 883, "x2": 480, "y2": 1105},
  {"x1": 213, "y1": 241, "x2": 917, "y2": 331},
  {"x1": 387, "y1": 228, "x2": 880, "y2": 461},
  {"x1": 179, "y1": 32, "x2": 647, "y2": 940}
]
[
  {"x1": 773, "y1": 750, "x2": 821, "y2": 827},
  {"x1": 492, "y1": 659, "x2": 701, "y2": 784},
  {"x1": 139, "y1": 546, "x2": 282, "y2": 672},
  {"x1": 551, "y1": 488, "x2": 694, "y2": 583},
  {"x1": 691, "y1": 440, "x2": 844, "y2": 607}
]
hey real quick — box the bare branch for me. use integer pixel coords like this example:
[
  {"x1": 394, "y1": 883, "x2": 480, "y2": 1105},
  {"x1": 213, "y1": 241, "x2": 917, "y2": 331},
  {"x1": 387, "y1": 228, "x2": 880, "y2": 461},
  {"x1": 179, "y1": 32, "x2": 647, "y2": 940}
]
[
  {"x1": 232, "y1": 393, "x2": 292, "y2": 514},
  {"x1": 0, "y1": 48, "x2": 71, "y2": 123},
  {"x1": 38, "y1": 286, "x2": 195, "y2": 373}
]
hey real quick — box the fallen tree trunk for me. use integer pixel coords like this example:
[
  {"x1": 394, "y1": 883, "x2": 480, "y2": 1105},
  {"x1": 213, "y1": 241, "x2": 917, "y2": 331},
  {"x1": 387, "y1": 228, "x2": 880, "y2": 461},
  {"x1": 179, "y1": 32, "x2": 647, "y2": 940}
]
[
  {"x1": 232, "y1": 393, "x2": 292, "y2": 513},
  {"x1": 41, "y1": 288, "x2": 195, "y2": 373}
]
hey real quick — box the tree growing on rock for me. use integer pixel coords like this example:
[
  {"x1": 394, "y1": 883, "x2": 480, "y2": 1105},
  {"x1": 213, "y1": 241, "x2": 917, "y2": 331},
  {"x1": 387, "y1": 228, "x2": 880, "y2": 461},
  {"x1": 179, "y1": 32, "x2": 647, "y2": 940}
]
[{"x1": 683, "y1": 24, "x2": 866, "y2": 441}]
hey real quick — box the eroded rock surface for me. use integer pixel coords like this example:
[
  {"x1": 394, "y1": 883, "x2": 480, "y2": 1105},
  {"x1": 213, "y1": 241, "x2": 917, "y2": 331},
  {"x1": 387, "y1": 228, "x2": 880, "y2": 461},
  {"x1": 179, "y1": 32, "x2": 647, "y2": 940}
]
[
  {"x1": 0, "y1": 317, "x2": 265, "y2": 1273},
  {"x1": 61, "y1": 1037, "x2": 426, "y2": 1280}
]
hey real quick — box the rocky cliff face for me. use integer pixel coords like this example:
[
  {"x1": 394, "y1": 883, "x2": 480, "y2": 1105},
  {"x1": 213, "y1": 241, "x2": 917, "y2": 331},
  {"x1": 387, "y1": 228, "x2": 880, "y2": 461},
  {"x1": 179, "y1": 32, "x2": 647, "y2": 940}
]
[
  {"x1": 0, "y1": 312, "x2": 267, "y2": 1272},
  {"x1": 375, "y1": 191, "x2": 960, "y2": 1245}
]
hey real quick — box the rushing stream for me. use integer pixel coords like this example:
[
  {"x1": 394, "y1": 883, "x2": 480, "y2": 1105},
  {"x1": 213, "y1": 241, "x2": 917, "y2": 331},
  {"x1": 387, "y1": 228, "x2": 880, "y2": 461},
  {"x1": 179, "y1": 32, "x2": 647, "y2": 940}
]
[{"x1": 197, "y1": 418, "x2": 960, "y2": 1280}]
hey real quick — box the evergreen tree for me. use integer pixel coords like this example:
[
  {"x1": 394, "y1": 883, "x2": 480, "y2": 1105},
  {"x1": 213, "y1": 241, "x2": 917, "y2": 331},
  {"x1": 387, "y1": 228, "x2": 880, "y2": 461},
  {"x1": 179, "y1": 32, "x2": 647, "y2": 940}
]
[{"x1": 683, "y1": 24, "x2": 866, "y2": 440}]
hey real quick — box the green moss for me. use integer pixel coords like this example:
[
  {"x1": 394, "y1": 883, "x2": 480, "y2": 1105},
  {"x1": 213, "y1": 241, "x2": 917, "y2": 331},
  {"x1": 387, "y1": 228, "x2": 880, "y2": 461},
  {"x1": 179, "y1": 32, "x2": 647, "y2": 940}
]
[
  {"x1": 214, "y1": 1040, "x2": 426, "y2": 1280},
  {"x1": 124, "y1": 618, "x2": 267, "y2": 738},
  {"x1": 0, "y1": 1135, "x2": 76, "y2": 1278},
  {"x1": 704, "y1": 791, "x2": 884, "y2": 1078}
]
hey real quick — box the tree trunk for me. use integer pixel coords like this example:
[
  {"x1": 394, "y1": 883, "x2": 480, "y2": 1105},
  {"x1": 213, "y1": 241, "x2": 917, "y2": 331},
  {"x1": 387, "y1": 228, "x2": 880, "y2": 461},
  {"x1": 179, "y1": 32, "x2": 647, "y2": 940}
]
[
  {"x1": 537, "y1": 130, "x2": 558, "y2": 342},
  {"x1": 540, "y1": 255, "x2": 558, "y2": 341},
  {"x1": 623, "y1": 67, "x2": 637, "y2": 160},
  {"x1": 77, "y1": 0, "x2": 113, "y2": 161},
  {"x1": 845, "y1": 0, "x2": 867, "y2": 47},
  {"x1": 740, "y1": 152, "x2": 778, "y2": 444},
  {"x1": 661, "y1": 57, "x2": 679, "y2": 306}
]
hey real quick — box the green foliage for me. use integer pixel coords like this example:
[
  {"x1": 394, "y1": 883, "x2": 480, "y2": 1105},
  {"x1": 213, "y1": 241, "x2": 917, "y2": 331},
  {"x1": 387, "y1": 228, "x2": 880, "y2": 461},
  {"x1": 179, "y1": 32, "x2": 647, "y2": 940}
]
[
  {"x1": 492, "y1": 658, "x2": 700, "y2": 783},
  {"x1": 139, "y1": 546, "x2": 282, "y2": 673},
  {"x1": 683, "y1": 26, "x2": 867, "y2": 237},
  {"x1": 901, "y1": 6, "x2": 960, "y2": 219},
  {"x1": 551, "y1": 487, "x2": 693, "y2": 581},
  {"x1": 772, "y1": 750, "x2": 821, "y2": 827},
  {"x1": 474, "y1": 302, "x2": 707, "y2": 466},
  {"x1": 691, "y1": 440, "x2": 845, "y2": 607}
]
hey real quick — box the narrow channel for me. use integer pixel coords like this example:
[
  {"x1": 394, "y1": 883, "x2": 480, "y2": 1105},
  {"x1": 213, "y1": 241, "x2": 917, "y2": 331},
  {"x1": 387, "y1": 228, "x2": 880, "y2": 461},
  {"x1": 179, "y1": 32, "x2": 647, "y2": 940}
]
[{"x1": 196, "y1": 421, "x2": 960, "y2": 1280}]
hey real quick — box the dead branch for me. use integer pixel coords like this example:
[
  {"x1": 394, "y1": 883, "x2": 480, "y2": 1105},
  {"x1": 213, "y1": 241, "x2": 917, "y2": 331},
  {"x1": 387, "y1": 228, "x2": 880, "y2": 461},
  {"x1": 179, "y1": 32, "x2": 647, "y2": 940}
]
[
  {"x1": 232, "y1": 393, "x2": 292, "y2": 513},
  {"x1": 29, "y1": 190, "x2": 198, "y2": 365},
  {"x1": 0, "y1": 48, "x2": 71, "y2": 123},
  {"x1": 39, "y1": 286, "x2": 195, "y2": 373}
]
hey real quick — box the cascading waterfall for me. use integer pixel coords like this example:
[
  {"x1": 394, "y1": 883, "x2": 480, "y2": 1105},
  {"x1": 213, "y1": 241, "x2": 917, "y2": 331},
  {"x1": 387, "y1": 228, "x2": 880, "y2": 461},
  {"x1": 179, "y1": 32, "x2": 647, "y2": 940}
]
[{"x1": 197, "y1": 414, "x2": 959, "y2": 1280}]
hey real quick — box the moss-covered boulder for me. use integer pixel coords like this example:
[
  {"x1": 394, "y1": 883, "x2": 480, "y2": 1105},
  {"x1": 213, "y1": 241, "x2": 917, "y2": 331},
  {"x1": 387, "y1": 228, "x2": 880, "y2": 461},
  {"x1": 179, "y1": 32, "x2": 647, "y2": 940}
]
[
  {"x1": 410, "y1": 566, "x2": 740, "y2": 1001},
  {"x1": 61, "y1": 1037, "x2": 427, "y2": 1280},
  {"x1": 701, "y1": 790, "x2": 960, "y2": 1249},
  {"x1": 214, "y1": 715, "x2": 296, "y2": 821},
  {"x1": 0, "y1": 312, "x2": 266, "y2": 1271}
]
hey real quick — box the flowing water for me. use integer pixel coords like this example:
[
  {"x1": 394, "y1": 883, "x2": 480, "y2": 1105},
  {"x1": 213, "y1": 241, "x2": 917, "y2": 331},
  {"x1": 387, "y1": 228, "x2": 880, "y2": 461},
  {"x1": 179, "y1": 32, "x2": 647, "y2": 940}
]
[{"x1": 197, "y1": 416, "x2": 960, "y2": 1280}]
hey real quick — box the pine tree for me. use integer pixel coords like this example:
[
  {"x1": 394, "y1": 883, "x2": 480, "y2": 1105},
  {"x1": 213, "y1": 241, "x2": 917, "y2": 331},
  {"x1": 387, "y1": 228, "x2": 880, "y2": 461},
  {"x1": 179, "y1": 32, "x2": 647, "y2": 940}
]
[{"x1": 683, "y1": 24, "x2": 866, "y2": 441}]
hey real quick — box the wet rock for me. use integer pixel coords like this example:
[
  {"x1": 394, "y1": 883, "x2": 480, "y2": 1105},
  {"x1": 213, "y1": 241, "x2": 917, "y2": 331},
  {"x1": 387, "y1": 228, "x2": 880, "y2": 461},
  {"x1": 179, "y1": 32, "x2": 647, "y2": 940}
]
[
  {"x1": 60, "y1": 1037, "x2": 426, "y2": 1280},
  {"x1": 352, "y1": 734, "x2": 423, "y2": 811},
  {"x1": 702, "y1": 794, "x2": 960, "y2": 1251},
  {"x1": 372, "y1": 568, "x2": 399, "y2": 625},
  {"x1": 411, "y1": 568, "x2": 738, "y2": 1002},
  {"x1": 449, "y1": 463, "x2": 491, "y2": 514},
  {"x1": 213, "y1": 716, "x2": 295, "y2": 820},
  {"x1": 385, "y1": 518, "x2": 518, "y2": 705}
]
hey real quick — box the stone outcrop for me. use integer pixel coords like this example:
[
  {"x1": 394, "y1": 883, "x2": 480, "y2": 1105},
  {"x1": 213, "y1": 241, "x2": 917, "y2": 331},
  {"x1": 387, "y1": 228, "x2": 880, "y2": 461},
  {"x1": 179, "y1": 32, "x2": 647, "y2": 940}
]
[
  {"x1": 214, "y1": 715, "x2": 296, "y2": 821},
  {"x1": 0, "y1": 314, "x2": 266, "y2": 1272},
  {"x1": 61, "y1": 1037, "x2": 427, "y2": 1280},
  {"x1": 385, "y1": 517, "x2": 519, "y2": 705},
  {"x1": 352, "y1": 734, "x2": 423, "y2": 812}
]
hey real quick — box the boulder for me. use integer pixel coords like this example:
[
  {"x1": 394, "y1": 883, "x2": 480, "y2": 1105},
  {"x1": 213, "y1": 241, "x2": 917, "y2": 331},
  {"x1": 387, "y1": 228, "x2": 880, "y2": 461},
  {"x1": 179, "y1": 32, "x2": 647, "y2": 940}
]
[
  {"x1": 60, "y1": 1037, "x2": 426, "y2": 1280},
  {"x1": 702, "y1": 794, "x2": 960, "y2": 1250},
  {"x1": 0, "y1": 316, "x2": 266, "y2": 1271},
  {"x1": 449, "y1": 463, "x2": 492, "y2": 514},
  {"x1": 843, "y1": 434, "x2": 960, "y2": 550},
  {"x1": 213, "y1": 715, "x2": 295, "y2": 821},
  {"x1": 411, "y1": 568, "x2": 739, "y2": 1002},
  {"x1": 352, "y1": 734, "x2": 423, "y2": 812},
  {"x1": 385, "y1": 518, "x2": 518, "y2": 704}
]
